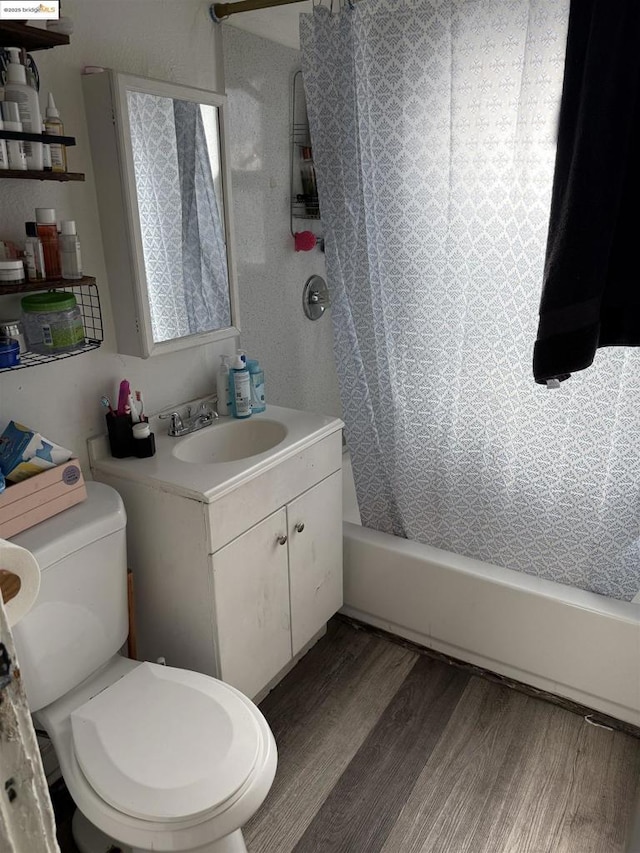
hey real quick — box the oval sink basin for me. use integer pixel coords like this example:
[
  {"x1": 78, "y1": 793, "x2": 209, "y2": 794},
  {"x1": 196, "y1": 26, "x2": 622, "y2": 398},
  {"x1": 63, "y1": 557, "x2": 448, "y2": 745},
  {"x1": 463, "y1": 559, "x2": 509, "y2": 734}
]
[{"x1": 172, "y1": 418, "x2": 288, "y2": 464}]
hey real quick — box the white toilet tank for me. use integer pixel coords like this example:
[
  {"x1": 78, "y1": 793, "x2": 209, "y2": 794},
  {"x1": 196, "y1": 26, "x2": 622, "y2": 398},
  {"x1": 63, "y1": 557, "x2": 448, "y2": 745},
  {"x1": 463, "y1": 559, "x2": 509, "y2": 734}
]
[{"x1": 11, "y1": 482, "x2": 129, "y2": 713}]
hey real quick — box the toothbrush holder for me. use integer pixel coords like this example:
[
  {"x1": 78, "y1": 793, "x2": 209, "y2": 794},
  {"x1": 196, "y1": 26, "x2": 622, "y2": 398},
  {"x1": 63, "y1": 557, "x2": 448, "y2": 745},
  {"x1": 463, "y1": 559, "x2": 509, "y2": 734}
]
[{"x1": 106, "y1": 412, "x2": 134, "y2": 458}]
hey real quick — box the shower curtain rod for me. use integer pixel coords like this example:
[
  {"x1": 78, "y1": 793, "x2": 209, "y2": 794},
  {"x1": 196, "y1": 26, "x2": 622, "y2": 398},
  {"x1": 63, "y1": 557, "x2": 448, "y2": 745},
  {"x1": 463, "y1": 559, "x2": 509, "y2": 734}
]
[{"x1": 210, "y1": 0, "x2": 308, "y2": 22}]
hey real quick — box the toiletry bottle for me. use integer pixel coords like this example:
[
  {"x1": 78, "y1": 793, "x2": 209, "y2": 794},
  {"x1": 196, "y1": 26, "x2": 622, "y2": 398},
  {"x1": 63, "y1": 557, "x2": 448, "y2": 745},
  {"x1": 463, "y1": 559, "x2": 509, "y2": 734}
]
[
  {"x1": 246, "y1": 359, "x2": 266, "y2": 413},
  {"x1": 42, "y1": 122, "x2": 52, "y2": 171},
  {"x1": 4, "y1": 47, "x2": 43, "y2": 171},
  {"x1": 36, "y1": 208, "x2": 61, "y2": 279},
  {"x1": 24, "y1": 222, "x2": 45, "y2": 282},
  {"x1": 1, "y1": 103, "x2": 27, "y2": 171},
  {"x1": 230, "y1": 354, "x2": 251, "y2": 419},
  {"x1": 44, "y1": 93, "x2": 67, "y2": 173},
  {"x1": 0, "y1": 119, "x2": 8, "y2": 170},
  {"x1": 59, "y1": 220, "x2": 83, "y2": 280},
  {"x1": 216, "y1": 355, "x2": 230, "y2": 416}
]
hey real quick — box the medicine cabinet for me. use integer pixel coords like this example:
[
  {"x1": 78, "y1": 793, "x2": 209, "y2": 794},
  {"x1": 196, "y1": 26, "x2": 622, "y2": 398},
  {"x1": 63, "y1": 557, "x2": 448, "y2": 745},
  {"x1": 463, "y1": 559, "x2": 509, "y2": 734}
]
[{"x1": 83, "y1": 70, "x2": 240, "y2": 359}]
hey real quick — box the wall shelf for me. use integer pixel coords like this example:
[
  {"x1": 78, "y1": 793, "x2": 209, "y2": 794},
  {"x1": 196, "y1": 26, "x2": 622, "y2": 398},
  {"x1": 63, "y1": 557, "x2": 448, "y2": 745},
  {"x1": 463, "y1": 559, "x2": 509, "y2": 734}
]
[
  {"x1": 0, "y1": 129, "x2": 76, "y2": 146},
  {"x1": 0, "y1": 278, "x2": 103, "y2": 372},
  {"x1": 0, "y1": 23, "x2": 99, "y2": 372},
  {"x1": 0, "y1": 23, "x2": 70, "y2": 51},
  {"x1": 0, "y1": 170, "x2": 85, "y2": 182},
  {"x1": 290, "y1": 72, "x2": 321, "y2": 227}
]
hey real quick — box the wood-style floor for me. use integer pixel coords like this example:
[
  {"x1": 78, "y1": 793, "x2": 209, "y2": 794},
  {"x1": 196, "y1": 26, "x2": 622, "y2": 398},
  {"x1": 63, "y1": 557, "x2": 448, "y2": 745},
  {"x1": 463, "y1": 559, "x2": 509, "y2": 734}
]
[
  {"x1": 53, "y1": 618, "x2": 640, "y2": 853},
  {"x1": 245, "y1": 619, "x2": 640, "y2": 853}
]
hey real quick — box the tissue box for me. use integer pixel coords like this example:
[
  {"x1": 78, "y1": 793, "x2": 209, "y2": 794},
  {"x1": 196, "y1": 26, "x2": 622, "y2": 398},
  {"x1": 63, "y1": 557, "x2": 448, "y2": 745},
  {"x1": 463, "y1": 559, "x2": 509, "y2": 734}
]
[{"x1": 0, "y1": 459, "x2": 87, "y2": 539}]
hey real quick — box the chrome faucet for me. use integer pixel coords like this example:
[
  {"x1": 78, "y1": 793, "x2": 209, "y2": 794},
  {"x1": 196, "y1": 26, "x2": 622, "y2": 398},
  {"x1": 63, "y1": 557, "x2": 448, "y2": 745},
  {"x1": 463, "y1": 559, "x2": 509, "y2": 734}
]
[{"x1": 159, "y1": 400, "x2": 219, "y2": 437}]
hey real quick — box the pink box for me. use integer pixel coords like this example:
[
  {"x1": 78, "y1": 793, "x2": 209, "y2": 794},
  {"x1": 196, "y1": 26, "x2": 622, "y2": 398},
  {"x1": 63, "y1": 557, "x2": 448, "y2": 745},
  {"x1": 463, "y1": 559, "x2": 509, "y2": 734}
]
[{"x1": 0, "y1": 459, "x2": 87, "y2": 539}]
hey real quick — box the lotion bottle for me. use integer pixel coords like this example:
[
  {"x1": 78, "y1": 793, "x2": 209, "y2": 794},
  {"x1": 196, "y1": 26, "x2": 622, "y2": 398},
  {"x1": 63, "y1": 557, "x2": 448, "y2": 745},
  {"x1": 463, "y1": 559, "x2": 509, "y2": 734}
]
[
  {"x1": 4, "y1": 47, "x2": 43, "y2": 171},
  {"x1": 216, "y1": 355, "x2": 230, "y2": 416},
  {"x1": 230, "y1": 354, "x2": 251, "y2": 419}
]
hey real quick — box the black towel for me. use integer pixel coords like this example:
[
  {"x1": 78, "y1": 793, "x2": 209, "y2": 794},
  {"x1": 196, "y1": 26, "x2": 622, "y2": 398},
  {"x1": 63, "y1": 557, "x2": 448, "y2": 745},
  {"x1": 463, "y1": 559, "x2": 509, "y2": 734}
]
[{"x1": 533, "y1": 0, "x2": 640, "y2": 385}]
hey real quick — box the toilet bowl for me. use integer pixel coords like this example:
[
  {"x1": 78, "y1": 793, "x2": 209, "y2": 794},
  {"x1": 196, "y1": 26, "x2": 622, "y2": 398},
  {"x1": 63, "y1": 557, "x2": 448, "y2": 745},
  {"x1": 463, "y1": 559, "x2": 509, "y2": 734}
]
[{"x1": 11, "y1": 482, "x2": 277, "y2": 853}]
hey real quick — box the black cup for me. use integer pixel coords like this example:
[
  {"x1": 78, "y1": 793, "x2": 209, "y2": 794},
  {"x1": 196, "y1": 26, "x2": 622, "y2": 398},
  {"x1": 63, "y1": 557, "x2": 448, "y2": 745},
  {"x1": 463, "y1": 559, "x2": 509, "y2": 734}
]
[{"x1": 106, "y1": 412, "x2": 134, "y2": 458}]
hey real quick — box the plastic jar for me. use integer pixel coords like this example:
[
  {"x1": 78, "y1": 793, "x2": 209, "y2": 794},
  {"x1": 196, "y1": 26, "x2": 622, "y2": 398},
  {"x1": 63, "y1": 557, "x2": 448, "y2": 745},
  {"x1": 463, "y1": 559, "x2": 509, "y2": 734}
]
[
  {"x1": 21, "y1": 291, "x2": 85, "y2": 354},
  {"x1": 0, "y1": 259, "x2": 26, "y2": 284}
]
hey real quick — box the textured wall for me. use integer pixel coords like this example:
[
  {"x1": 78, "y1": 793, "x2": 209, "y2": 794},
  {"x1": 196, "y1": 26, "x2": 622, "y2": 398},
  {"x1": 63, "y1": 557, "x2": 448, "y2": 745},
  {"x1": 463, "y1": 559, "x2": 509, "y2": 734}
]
[
  {"x1": 223, "y1": 25, "x2": 341, "y2": 417},
  {"x1": 0, "y1": 0, "x2": 234, "y2": 470}
]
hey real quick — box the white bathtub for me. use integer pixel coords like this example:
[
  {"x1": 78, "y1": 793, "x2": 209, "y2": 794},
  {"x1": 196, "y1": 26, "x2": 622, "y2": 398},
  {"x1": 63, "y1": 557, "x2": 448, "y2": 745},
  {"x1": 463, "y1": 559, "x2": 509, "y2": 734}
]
[{"x1": 341, "y1": 453, "x2": 640, "y2": 727}]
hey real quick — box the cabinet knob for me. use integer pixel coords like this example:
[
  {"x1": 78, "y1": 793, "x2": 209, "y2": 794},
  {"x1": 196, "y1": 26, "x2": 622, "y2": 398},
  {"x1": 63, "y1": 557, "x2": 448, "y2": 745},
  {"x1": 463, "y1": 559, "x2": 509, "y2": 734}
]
[
  {"x1": 295, "y1": 522, "x2": 305, "y2": 533},
  {"x1": 276, "y1": 534, "x2": 288, "y2": 546}
]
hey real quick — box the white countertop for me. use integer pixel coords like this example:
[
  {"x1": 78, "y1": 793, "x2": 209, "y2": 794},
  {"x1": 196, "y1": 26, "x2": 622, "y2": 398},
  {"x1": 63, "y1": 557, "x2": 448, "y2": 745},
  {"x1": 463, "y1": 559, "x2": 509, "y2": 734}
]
[{"x1": 88, "y1": 404, "x2": 343, "y2": 503}]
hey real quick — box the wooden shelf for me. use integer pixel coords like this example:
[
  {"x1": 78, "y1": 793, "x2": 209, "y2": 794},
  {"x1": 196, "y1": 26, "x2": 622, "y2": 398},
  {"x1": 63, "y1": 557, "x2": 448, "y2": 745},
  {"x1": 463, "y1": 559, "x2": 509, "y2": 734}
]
[
  {"x1": 0, "y1": 275, "x2": 96, "y2": 295},
  {"x1": 0, "y1": 23, "x2": 69, "y2": 51},
  {"x1": 0, "y1": 170, "x2": 85, "y2": 182},
  {"x1": 0, "y1": 129, "x2": 76, "y2": 147}
]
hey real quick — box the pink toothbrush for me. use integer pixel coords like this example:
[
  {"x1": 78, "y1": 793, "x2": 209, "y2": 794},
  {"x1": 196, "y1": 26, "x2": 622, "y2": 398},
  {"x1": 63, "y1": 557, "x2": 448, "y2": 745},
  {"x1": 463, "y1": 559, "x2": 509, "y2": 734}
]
[{"x1": 117, "y1": 379, "x2": 130, "y2": 416}]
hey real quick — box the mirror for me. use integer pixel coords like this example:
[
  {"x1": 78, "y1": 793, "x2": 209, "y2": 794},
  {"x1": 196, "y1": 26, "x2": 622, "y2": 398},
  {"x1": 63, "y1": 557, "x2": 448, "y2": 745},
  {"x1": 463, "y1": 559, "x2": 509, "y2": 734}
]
[{"x1": 83, "y1": 71, "x2": 240, "y2": 358}]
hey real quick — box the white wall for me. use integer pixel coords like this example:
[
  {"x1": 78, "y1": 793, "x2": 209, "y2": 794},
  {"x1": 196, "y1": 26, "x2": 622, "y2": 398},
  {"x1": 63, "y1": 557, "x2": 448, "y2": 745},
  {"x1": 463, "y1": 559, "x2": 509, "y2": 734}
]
[
  {"x1": 226, "y1": 0, "x2": 312, "y2": 50},
  {"x1": 0, "y1": 0, "x2": 232, "y2": 470},
  {"x1": 0, "y1": 0, "x2": 340, "y2": 475},
  {"x1": 222, "y1": 25, "x2": 341, "y2": 417}
]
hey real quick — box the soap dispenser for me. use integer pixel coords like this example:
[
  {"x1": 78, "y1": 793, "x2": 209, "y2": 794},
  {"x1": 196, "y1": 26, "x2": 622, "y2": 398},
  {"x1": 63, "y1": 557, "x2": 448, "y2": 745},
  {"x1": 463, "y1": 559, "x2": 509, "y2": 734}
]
[{"x1": 230, "y1": 354, "x2": 251, "y2": 419}]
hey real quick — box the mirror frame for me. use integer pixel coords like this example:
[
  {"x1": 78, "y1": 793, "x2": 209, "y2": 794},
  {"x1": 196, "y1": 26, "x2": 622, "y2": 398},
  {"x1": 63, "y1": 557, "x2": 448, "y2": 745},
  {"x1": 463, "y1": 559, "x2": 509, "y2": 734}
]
[{"x1": 83, "y1": 70, "x2": 240, "y2": 358}]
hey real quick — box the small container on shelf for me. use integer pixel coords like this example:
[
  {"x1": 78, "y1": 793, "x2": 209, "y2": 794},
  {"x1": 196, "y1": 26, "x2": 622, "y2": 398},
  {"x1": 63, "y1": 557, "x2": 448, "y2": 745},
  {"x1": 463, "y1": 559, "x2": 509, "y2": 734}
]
[
  {"x1": 0, "y1": 320, "x2": 27, "y2": 353},
  {"x1": 0, "y1": 259, "x2": 26, "y2": 284},
  {"x1": 21, "y1": 291, "x2": 85, "y2": 354},
  {"x1": 0, "y1": 337, "x2": 20, "y2": 367}
]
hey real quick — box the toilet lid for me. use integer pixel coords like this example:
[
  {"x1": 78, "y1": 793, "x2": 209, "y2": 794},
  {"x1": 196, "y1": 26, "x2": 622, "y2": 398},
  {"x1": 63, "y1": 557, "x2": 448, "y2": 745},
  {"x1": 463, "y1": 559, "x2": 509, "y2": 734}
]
[{"x1": 70, "y1": 662, "x2": 262, "y2": 823}]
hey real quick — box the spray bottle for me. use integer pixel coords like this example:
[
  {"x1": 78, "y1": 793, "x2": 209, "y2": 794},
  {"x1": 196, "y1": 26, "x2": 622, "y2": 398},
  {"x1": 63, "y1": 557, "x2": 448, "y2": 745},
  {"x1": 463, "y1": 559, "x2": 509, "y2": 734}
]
[{"x1": 230, "y1": 354, "x2": 251, "y2": 419}]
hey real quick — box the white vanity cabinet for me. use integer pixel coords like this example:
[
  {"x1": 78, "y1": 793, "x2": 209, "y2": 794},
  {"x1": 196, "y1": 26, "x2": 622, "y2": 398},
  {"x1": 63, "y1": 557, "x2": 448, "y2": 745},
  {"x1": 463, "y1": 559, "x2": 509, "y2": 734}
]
[
  {"x1": 89, "y1": 407, "x2": 343, "y2": 701},
  {"x1": 213, "y1": 471, "x2": 342, "y2": 698}
]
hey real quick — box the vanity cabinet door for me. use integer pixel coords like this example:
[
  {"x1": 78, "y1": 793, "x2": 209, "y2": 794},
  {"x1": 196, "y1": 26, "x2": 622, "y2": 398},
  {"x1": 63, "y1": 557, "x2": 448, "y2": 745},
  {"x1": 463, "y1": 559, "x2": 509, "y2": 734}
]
[
  {"x1": 211, "y1": 507, "x2": 292, "y2": 699},
  {"x1": 287, "y1": 471, "x2": 343, "y2": 656}
]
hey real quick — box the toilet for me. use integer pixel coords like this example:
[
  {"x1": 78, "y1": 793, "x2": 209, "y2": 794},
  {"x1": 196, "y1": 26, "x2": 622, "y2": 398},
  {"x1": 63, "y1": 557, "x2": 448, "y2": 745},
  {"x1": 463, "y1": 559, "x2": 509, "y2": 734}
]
[{"x1": 11, "y1": 482, "x2": 277, "y2": 853}]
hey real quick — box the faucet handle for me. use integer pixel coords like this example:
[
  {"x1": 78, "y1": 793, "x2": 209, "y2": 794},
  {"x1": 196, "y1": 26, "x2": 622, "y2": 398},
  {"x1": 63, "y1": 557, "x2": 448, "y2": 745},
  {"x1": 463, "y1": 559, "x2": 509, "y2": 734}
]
[
  {"x1": 158, "y1": 411, "x2": 184, "y2": 435},
  {"x1": 196, "y1": 400, "x2": 219, "y2": 419}
]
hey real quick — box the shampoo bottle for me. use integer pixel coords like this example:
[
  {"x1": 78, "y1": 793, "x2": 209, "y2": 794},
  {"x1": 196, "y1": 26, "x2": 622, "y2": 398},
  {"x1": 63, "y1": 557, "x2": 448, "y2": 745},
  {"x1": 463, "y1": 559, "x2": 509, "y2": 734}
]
[
  {"x1": 216, "y1": 355, "x2": 230, "y2": 416},
  {"x1": 4, "y1": 47, "x2": 42, "y2": 171},
  {"x1": 230, "y1": 354, "x2": 251, "y2": 419},
  {"x1": 246, "y1": 359, "x2": 266, "y2": 413}
]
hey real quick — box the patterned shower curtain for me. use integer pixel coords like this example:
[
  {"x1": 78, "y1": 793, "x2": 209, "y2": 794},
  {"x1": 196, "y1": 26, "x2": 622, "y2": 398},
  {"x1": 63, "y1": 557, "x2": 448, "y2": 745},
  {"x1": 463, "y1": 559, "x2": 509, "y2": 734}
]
[{"x1": 301, "y1": 0, "x2": 640, "y2": 600}]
